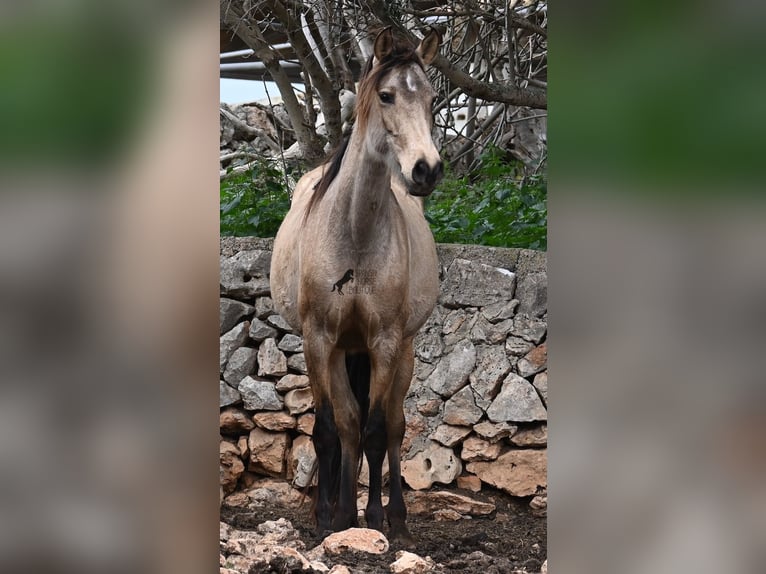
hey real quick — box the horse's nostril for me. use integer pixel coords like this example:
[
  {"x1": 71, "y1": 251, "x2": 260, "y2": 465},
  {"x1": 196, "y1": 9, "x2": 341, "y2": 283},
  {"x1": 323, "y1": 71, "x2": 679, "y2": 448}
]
[{"x1": 412, "y1": 160, "x2": 429, "y2": 185}]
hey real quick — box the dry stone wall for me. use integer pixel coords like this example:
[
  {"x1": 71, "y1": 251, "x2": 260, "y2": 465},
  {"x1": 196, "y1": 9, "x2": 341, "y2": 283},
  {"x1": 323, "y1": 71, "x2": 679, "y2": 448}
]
[{"x1": 220, "y1": 237, "x2": 547, "y2": 503}]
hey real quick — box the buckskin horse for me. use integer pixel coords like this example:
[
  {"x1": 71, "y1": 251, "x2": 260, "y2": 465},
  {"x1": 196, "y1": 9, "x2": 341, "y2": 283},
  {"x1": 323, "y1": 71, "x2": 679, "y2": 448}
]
[{"x1": 270, "y1": 28, "x2": 442, "y2": 544}]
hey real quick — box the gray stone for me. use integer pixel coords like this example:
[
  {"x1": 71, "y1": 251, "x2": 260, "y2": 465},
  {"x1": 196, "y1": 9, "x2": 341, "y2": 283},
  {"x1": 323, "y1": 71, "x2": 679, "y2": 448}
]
[
  {"x1": 481, "y1": 299, "x2": 519, "y2": 323},
  {"x1": 430, "y1": 424, "x2": 472, "y2": 447},
  {"x1": 414, "y1": 326, "x2": 444, "y2": 363},
  {"x1": 278, "y1": 334, "x2": 303, "y2": 353},
  {"x1": 426, "y1": 340, "x2": 476, "y2": 398},
  {"x1": 220, "y1": 250, "x2": 272, "y2": 298},
  {"x1": 284, "y1": 387, "x2": 314, "y2": 415},
  {"x1": 533, "y1": 371, "x2": 548, "y2": 405},
  {"x1": 487, "y1": 373, "x2": 547, "y2": 422},
  {"x1": 413, "y1": 387, "x2": 442, "y2": 417},
  {"x1": 511, "y1": 315, "x2": 547, "y2": 344},
  {"x1": 469, "y1": 345, "x2": 511, "y2": 410},
  {"x1": 439, "y1": 258, "x2": 516, "y2": 308},
  {"x1": 473, "y1": 420, "x2": 517, "y2": 442},
  {"x1": 287, "y1": 353, "x2": 308, "y2": 374},
  {"x1": 220, "y1": 321, "x2": 250, "y2": 372},
  {"x1": 505, "y1": 336, "x2": 535, "y2": 357},
  {"x1": 239, "y1": 376, "x2": 283, "y2": 411},
  {"x1": 288, "y1": 435, "x2": 316, "y2": 488},
  {"x1": 442, "y1": 309, "x2": 477, "y2": 350},
  {"x1": 275, "y1": 374, "x2": 310, "y2": 392},
  {"x1": 442, "y1": 386, "x2": 483, "y2": 426},
  {"x1": 220, "y1": 380, "x2": 241, "y2": 407},
  {"x1": 472, "y1": 315, "x2": 513, "y2": 345},
  {"x1": 510, "y1": 424, "x2": 547, "y2": 447},
  {"x1": 249, "y1": 318, "x2": 277, "y2": 341},
  {"x1": 257, "y1": 338, "x2": 287, "y2": 376},
  {"x1": 414, "y1": 358, "x2": 436, "y2": 381},
  {"x1": 517, "y1": 343, "x2": 547, "y2": 378},
  {"x1": 223, "y1": 347, "x2": 257, "y2": 387},
  {"x1": 516, "y1": 271, "x2": 547, "y2": 318},
  {"x1": 266, "y1": 314, "x2": 293, "y2": 332},
  {"x1": 220, "y1": 298, "x2": 254, "y2": 334},
  {"x1": 254, "y1": 296, "x2": 275, "y2": 319}
]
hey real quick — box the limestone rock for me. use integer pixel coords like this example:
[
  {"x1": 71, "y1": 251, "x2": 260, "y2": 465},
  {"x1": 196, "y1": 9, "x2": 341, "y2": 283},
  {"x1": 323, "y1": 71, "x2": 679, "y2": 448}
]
[
  {"x1": 505, "y1": 336, "x2": 535, "y2": 357},
  {"x1": 414, "y1": 387, "x2": 442, "y2": 417},
  {"x1": 466, "y1": 449, "x2": 547, "y2": 496},
  {"x1": 440, "y1": 258, "x2": 516, "y2": 307},
  {"x1": 248, "y1": 318, "x2": 277, "y2": 341},
  {"x1": 278, "y1": 333, "x2": 303, "y2": 353},
  {"x1": 237, "y1": 436, "x2": 249, "y2": 460},
  {"x1": 469, "y1": 345, "x2": 511, "y2": 410},
  {"x1": 442, "y1": 386, "x2": 483, "y2": 426},
  {"x1": 405, "y1": 490, "x2": 495, "y2": 517},
  {"x1": 401, "y1": 442, "x2": 461, "y2": 490},
  {"x1": 297, "y1": 413, "x2": 315, "y2": 435},
  {"x1": 220, "y1": 298, "x2": 254, "y2": 334},
  {"x1": 252, "y1": 411, "x2": 296, "y2": 432},
  {"x1": 533, "y1": 371, "x2": 548, "y2": 404},
  {"x1": 284, "y1": 387, "x2": 314, "y2": 414},
  {"x1": 434, "y1": 509, "x2": 463, "y2": 521},
  {"x1": 248, "y1": 428, "x2": 290, "y2": 477},
  {"x1": 220, "y1": 321, "x2": 250, "y2": 372},
  {"x1": 509, "y1": 424, "x2": 547, "y2": 447},
  {"x1": 430, "y1": 424, "x2": 472, "y2": 448},
  {"x1": 511, "y1": 316, "x2": 546, "y2": 344},
  {"x1": 329, "y1": 566, "x2": 351, "y2": 574},
  {"x1": 239, "y1": 377, "x2": 283, "y2": 411},
  {"x1": 220, "y1": 250, "x2": 272, "y2": 297},
  {"x1": 516, "y1": 271, "x2": 547, "y2": 318},
  {"x1": 288, "y1": 435, "x2": 316, "y2": 488},
  {"x1": 442, "y1": 309, "x2": 477, "y2": 349},
  {"x1": 414, "y1": 358, "x2": 436, "y2": 381},
  {"x1": 220, "y1": 407, "x2": 255, "y2": 435},
  {"x1": 541, "y1": 559, "x2": 548, "y2": 574},
  {"x1": 322, "y1": 528, "x2": 389, "y2": 555},
  {"x1": 266, "y1": 313, "x2": 292, "y2": 332},
  {"x1": 426, "y1": 340, "x2": 476, "y2": 398},
  {"x1": 481, "y1": 299, "x2": 518, "y2": 323},
  {"x1": 470, "y1": 314, "x2": 511, "y2": 345},
  {"x1": 276, "y1": 373, "x2": 310, "y2": 392},
  {"x1": 390, "y1": 550, "x2": 435, "y2": 573},
  {"x1": 257, "y1": 338, "x2": 288, "y2": 376},
  {"x1": 287, "y1": 353, "x2": 308, "y2": 374},
  {"x1": 254, "y1": 296, "x2": 275, "y2": 318},
  {"x1": 237, "y1": 477, "x2": 304, "y2": 507},
  {"x1": 220, "y1": 441, "x2": 244, "y2": 494},
  {"x1": 223, "y1": 346, "x2": 257, "y2": 387},
  {"x1": 456, "y1": 474, "x2": 482, "y2": 492},
  {"x1": 473, "y1": 420, "x2": 517, "y2": 442},
  {"x1": 517, "y1": 343, "x2": 547, "y2": 378},
  {"x1": 414, "y1": 325, "x2": 444, "y2": 364},
  {"x1": 220, "y1": 380, "x2": 241, "y2": 408},
  {"x1": 486, "y1": 373, "x2": 547, "y2": 423},
  {"x1": 530, "y1": 494, "x2": 547, "y2": 517},
  {"x1": 460, "y1": 435, "x2": 502, "y2": 462}
]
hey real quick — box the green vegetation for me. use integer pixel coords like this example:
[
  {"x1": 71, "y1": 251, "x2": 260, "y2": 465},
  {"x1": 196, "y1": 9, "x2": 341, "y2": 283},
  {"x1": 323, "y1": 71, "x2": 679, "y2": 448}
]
[
  {"x1": 425, "y1": 146, "x2": 547, "y2": 250},
  {"x1": 220, "y1": 147, "x2": 547, "y2": 250}
]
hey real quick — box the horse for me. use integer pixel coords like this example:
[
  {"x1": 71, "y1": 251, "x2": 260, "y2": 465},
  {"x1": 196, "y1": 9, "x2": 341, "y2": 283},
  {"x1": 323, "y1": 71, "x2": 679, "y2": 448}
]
[{"x1": 270, "y1": 27, "x2": 442, "y2": 544}]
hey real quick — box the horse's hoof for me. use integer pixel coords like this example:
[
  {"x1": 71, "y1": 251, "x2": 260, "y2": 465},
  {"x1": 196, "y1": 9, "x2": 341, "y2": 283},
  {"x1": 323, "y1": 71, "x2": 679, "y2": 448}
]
[{"x1": 388, "y1": 527, "x2": 416, "y2": 549}]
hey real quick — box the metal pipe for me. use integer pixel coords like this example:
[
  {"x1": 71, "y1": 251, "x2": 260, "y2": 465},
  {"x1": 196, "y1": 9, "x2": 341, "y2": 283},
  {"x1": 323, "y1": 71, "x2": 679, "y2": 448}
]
[
  {"x1": 220, "y1": 62, "x2": 301, "y2": 71},
  {"x1": 220, "y1": 44, "x2": 292, "y2": 60}
]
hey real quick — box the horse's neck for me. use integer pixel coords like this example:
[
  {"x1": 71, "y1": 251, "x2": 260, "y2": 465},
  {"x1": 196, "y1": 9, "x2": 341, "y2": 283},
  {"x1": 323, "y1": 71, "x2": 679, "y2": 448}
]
[{"x1": 334, "y1": 129, "x2": 397, "y2": 253}]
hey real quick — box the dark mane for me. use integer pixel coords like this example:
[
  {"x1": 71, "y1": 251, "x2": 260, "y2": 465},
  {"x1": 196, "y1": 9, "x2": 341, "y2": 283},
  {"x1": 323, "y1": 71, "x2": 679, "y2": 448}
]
[{"x1": 304, "y1": 32, "x2": 424, "y2": 220}]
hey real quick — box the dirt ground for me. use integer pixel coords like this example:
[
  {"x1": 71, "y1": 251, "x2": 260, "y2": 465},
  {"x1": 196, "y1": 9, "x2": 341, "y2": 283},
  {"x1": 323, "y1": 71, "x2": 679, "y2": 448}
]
[{"x1": 221, "y1": 485, "x2": 547, "y2": 573}]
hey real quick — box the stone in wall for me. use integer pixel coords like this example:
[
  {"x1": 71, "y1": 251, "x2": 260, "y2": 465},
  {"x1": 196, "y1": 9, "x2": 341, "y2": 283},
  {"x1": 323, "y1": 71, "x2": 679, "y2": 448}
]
[
  {"x1": 220, "y1": 407, "x2": 256, "y2": 435},
  {"x1": 426, "y1": 339, "x2": 476, "y2": 398},
  {"x1": 486, "y1": 373, "x2": 547, "y2": 423},
  {"x1": 284, "y1": 387, "x2": 314, "y2": 415},
  {"x1": 533, "y1": 371, "x2": 548, "y2": 405},
  {"x1": 442, "y1": 386, "x2": 483, "y2": 426},
  {"x1": 287, "y1": 353, "x2": 308, "y2": 374},
  {"x1": 257, "y1": 338, "x2": 287, "y2": 376},
  {"x1": 469, "y1": 345, "x2": 511, "y2": 410},
  {"x1": 466, "y1": 449, "x2": 546, "y2": 496},
  {"x1": 220, "y1": 321, "x2": 250, "y2": 372},
  {"x1": 220, "y1": 380, "x2": 241, "y2": 408},
  {"x1": 510, "y1": 424, "x2": 547, "y2": 447},
  {"x1": 220, "y1": 298, "x2": 254, "y2": 334},
  {"x1": 275, "y1": 374, "x2": 310, "y2": 392},
  {"x1": 239, "y1": 377, "x2": 283, "y2": 411},
  {"x1": 278, "y1": 334, "x2": 303, "y2": 353},
  {"x1": 220, "y1": 441, "x2": 244, "y2": 494},
  {"x1": 439, "y1": 258, "x2": 517, "y2": 308},
  {"x1": 220, "y1": 250, "x2": 272, "y2": 298},
  {"x1": 517, "y1": 343, "x2": 547, "y2": 378},
  {"x1": 460, "y1": 435, "x2": 502, "y2": 462},
  {"x1": 430, "y1": 424, "x2": 472, "y2": 448},
  {"x1": 248, "y1": 428, "x2": 290, "y2": 477},
  {"x1": 516, "y1": 271, "x2": 547, "y2": 318},
  {"x1": 473, "y1": 420, "x2": 517, "y2": 442},
  {"x1": 254, "y1": 296, "x2": 275, "y2": 318},
  {"x1": 253, "y1": 411, "x2": 296, "y2": 432},
  {"x1": 401, "y1": 441, "x2": 461, "y2": 490},
  {"x1": 266, "y1": 314, "x2": 292, "y2": 332},
  {"x1": 249, "y1": 318, "x2": 278, "y2": 341},
  {"x1": 511, "y1": 315, "x2": 547, "y2": 344},
  {"x1": 288, "y1": 434, "x2": 316, "y2": 488},
  {"x1": 223, "y1": 346, "x2": 257, "y2": 387}
]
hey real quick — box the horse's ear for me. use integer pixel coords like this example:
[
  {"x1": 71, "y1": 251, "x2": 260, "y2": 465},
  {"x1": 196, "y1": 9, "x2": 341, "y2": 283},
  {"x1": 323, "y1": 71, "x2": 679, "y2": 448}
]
[
  {"x1": 417, "y1": 28, "x2": 441, "y2": 66},
  {"x1": 373, "y1": 27, "x2": 394, "y2": 63}
]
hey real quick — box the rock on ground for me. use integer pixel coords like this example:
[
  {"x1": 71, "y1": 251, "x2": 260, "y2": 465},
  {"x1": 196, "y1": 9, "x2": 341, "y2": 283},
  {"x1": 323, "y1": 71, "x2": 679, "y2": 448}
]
[
  {"x1": 321, "y1": 528, "x2": 389, "y2": 555},
  {"x1": 390, "y1": 550, "x2": 435, "y2": 573}
]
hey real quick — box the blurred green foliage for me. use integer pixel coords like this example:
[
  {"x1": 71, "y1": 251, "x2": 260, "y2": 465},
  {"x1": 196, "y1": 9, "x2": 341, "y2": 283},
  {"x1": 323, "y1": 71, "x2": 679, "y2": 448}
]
[{"x1": 221, "y1": 148, "x2": 547, "y2": 250}]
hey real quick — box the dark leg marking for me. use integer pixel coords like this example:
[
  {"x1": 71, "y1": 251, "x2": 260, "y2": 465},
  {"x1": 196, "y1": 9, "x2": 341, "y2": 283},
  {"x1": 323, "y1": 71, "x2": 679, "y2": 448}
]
[{"x1": 313, "y1": 402, "x2": 340, "y2": 535}]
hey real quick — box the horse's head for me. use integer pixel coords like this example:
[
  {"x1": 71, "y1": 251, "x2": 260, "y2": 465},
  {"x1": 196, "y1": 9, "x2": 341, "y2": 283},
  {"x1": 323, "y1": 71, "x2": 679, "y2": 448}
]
[{"x1": 357, "y1": 28, "x2": 443, "y2": 197}]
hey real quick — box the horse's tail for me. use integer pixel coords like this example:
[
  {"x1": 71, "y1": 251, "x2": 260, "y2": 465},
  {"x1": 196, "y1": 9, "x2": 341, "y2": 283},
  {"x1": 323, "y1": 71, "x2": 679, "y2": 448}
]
[{"x1": 345, "y1": 352, "x2": 371, "y2": 477}]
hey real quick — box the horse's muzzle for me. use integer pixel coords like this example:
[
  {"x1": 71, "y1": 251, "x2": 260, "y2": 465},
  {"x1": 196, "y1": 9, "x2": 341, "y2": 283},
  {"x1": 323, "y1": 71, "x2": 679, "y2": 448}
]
[{"x1": 409, "y1": 159, "x2": 443, "y2": 196}]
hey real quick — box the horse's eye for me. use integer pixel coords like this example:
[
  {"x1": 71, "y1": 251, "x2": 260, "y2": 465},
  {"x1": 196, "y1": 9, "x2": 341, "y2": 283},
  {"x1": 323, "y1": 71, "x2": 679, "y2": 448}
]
[{"x1": 379, "y1": 92, "x2": 394, "y2": 104}]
